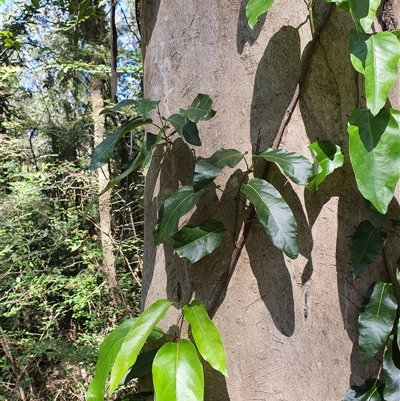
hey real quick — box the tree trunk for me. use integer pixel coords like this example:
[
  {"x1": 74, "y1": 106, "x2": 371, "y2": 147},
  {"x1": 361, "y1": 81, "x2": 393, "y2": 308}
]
[{"x1": 141, "y1": 1, "x2": 399, "y2": 399}]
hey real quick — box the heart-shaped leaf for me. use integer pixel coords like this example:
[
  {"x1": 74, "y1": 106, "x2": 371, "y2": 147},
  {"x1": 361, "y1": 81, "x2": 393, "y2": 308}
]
[
  {"x1": 383, "y1": 335, "x2": 400, "y2": 401},
  {"x1": 349, "y1": 0, "x2": 381, "y2": 32},
  {"x1": 183, "y1": 300, "x2": 227, "y2": 376},
  {"x1": 241, "y1": 178, "x2": 298, "y2": 259},
  {"x1": 358, "y1": 281, "x2": 397, "y2": 362},
  {"x1": 173, "y1": 219, "x2": 226, "y2": 263},
  {"x1": 351, "y1": 220, "x2": 386, "y2": 277},
  {"x1": 153, "y1": 340, "x2": 204, "y2": 401},
  {"x1": 347, "y1": 108, "x2": 400, "y2": 214},
  {"x1": 254, "y1": 148, "x2": 313, "y2": 186},
  {"x1": 343, "y1": 379, "x2": 384, "y2": 401},
  {"x1": 246, "y1": 0, "x2": 275, "y2": 29}
]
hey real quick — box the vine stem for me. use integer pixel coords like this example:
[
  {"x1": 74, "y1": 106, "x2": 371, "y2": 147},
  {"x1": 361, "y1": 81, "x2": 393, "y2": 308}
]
[{"x1": 208, "y1": 4, "x2": 334, "y2": 318}]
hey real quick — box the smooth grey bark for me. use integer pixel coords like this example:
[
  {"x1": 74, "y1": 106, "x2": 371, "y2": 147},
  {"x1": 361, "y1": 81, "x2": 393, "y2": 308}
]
[{"x1": 141, "y1": 1, "x2": 399, "y2": 399}]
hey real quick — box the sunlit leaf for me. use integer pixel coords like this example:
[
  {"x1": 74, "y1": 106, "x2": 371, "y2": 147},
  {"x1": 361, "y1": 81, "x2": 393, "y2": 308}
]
[
  {"x1": 109, "y1": 299, "x2": 172, "y2": 394},
  {"x1": 383, "y1": 335, "x2": 400, "y2": 401},
  {"x1": 153, "y1": 340, "x2": 204, "y2": 401},
  {"x1": 343, "y1": 379, "x2": 384, "y2": 401},
  {"x1": 358, "y1": 281, "x2": 397, "y2": 362},
  {"x1": 137, "y1": 99, "x2": 160, "y2": 120},
  {"x1": 180, "y1": 94, "x2": 216, "y2": 123},
  {"x1": 324, "y1": 0, "x2": 350, "y2": 12},
  {"x1": 307, "y1": 140, "x2": 344, "y2": 192},
  {"x1": 241, "y1": 178, "x2": 298, "y2": 259},
  {"x1": 245, "y1": 0, "x2": 275, "y2": 29},
  {"x1": 350, "y1": 30, "x2": 400, "y2": 115},
  {"x1": 183, "y1": 300, "x2": 227, "y2": 376},
  {"x1": 347, "y1": 108, "x2": 400, "y2": 214},
  {"x1": 349, "y1": 0, "x2": 380, "y2": 32},
  {"x1": 254, "y1": 148, "x2": 312, "y2": 186},
  {"x1": 351, "y1": 220, "x2": 386, "y2": 277},
  {"x1": 100, "y1": 99, "x2": 137, "y2": 115}
]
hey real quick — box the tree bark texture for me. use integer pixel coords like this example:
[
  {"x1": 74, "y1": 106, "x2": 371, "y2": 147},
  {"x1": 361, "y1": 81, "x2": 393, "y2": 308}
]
[{"x1": 141, "y1": 1, "x2": 400, "y2": 399}]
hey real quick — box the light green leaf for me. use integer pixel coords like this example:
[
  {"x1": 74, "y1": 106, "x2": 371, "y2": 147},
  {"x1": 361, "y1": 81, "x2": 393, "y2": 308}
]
[
  {"x1": 254, "y1": 148, "x2": 313, "y2": 186},
  {"x1": 109, "y1": 299, "x2": 172, "y2": 394},
  {"x1": 383, "y1": 335, "x2": 400, "y2": 401},
  {"x1": 153, "y1": 186, "x2": 205, "y2": 246},
  {"x1": 347, "y1": 108, "x2": 400, "y2": 214},
  {"x1": 307, "y1": 140, "x2": 344, "y2": 192},
  {"x1": 240, "y1": 178, "x2": 298, "y2": 259},
  {"x1": 246, "y1": 0, "x2": 275, "y2": 29},
  {"x1": 351, "y1": 220, "x2": 386, "y2": 277},
  {"x1": 183, "y1": 300, "x2": 227, "y2": 376},
  {"x1": 358, "y1": 281, "x2": 397, "y2": 362},
  {"x1": 153, "y1": 340, "x2": 204, "y2": 401},
  {"x1": 343, "y1": 379, "x2": 384, "y2": 401},
  {"x1": 86, "y1": 319, "x2": 136, "y2": 401},
  {"x1": 173, "y1": 219, "x2": 226, "y2": 263},
  {"x1": 349, "y1": 0, "x2": 380, "y2": 32},
  {"x1": 324, "y1": 0, "x2": 350, "y2": 12},
  {"x1": 180, "y1": 94, "x2": 216, "y2": 123},
  {"x1": 350, "y1": 30, "x2": 400, "y2": 115},
  {"x1": 193, "y1": 148, "x2": 244, "y2": 191},
  {"x1": 137, "y1": 99, "x2": 160, "y2": 120},
  {"x1": 123, "y1": 349, "x2": 158, "y2": 384}
]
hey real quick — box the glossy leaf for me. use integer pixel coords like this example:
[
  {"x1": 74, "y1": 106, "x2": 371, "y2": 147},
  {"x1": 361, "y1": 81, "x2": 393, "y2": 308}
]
[
  {"x1": 123, "y1": 349, "x2": 158, "y2": 384},
  {"x1": 254, "y1": 148, "x2": 313, "y2": 186},
  {"x1": 350, "y1": 30, "x2": 400, "y2": 115},
  {"x1": 109, "y1": 299, "x2": 172, "y2": 394},
  {"x1": 347, "y1": 108, "x2": 400, "y2": 214},
  {"x1": 153, "y1": 186, "x2": 205, "y2": 246},
  {"x1": 173, "y1": 219, "x2": 226, "y2": 263},
  {"x1": 246, "y1": 0, "x2": 275, "y2": 29},
  {"x1": 383, "y1": 335, "x2": 400, "y2": 401},
  {"x1": 343, "y1": 379, "x2": 384, "y2": 401},
  {"x1": 180, "y1": 94, "x2": 216, "y2": 123},
  {"x1": 193, "y1": 148, "x2": 244, "y2": 191},
  {"x1": 153, "y1": 340, "x2": 204, "y2": 401},
  {"x1": 183, "y1": 300, "x2": 227, "y2": 376},
  {"x1": 167, "y1": 114, "x2": 201, "y2": 146},
  {"x1": 358, "y1": 281, "x2": 397, "y2": 362},
  {"x1": 351, "y1": 220, "x2": 386, "y2": 277},
  {"x1": 86, "y1": 319, "x2": 136, "y2": 401},
  {"x1": 349, "y1": 0, "x2": 380, "y2": 32},
  {"x1": 307, "y1": 140, "x2": 344, "y2": 192},
  {"x1": 137, "y1": 99, "x2": 160, "y2": 120},
  {"x1": 241, "y1": 178, "x2": 298, "y2": 259}
]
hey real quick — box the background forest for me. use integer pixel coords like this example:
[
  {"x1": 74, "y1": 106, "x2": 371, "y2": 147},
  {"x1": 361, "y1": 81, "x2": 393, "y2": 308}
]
[{"x1": 0, "y1": 0, "x2": 143, "y2": 399}]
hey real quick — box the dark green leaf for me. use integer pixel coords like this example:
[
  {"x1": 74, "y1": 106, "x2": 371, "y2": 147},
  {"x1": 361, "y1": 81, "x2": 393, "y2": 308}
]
[
  {"x1": 240, "y1": 178, "x2": 298, "y2": 259},
  {"x1": 307, "y1": 140, "x2": 344, "y2": 192},
  {"x1": 254, "y1": 148, "x2": 313, "y2": 186},
  {"x1": 366, "y1": 200, "x2": 386, "y2": 228},
  {"x1": 124, "y1": 349, "x2": 158, "y2": 384},
  {"x1": 383, "y1": 335, "x2": 400, "y2": 401},
  {"x1": 343, "y1": 379, "x2": 384, "y2": 401},
  {"x1": 350, "y1": 30, "x2": 400, "y2": 115},
  {"x1": 193, "y1": 148, "x2": 244, "y2": 191},
  {"x1": 349, "y1": 0, "x2": 380, "y2": 32},
  {"x1": 109, "y1": 299, "x2": 172, "y2": 394},
  {"x1": 167, "y1": 113, "x2": 186, "y2": 135},
  {"x1": 100, "y1": 99, "x2": 138, "y2": 115},
  {"x1": 351, "y1": 220, "x2": 386, "y2": 277},
  {"x1": 86, "y1": 319, "x2": 136, "y2": 401},
  {"x1": 173, "y1": 219, "x2": 226, "y2": 263},
  {"x1": 143, "y1": 132, "x2": 162, "y2": 170},
  {"x1": 358, "y1": 281, "x2": 397, "y2": 362},
  {"x1": 153, "y1": 186, "x2": 205, "y2": 246},
  {"x1": 246, "y1": 0, "x2": 275, "y2": 29},
  {"x1": 180, "y1": 94, "x2": 216, "y2": 123},
  {"x1": 115, "y1": 392, "x2": 154, "y2": 401},
  {"x1": 182, "y1": 120, "x2": 201, "y2": 146},
  {"x1": 183, "y1": 300, "x2": 227, "y2": 376},
  {"x1": 137, "y1": 99, "x2": 160, "y2": 120},
  {"x1": 347, "y1": 108, "x2": 400, "y2": 214},
  {"x1": 153, "y1": 340, "x2": 204, "y2": 401}
]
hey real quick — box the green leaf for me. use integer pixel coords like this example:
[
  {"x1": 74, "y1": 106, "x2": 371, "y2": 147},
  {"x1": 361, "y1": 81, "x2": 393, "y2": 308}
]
[
  {"x1": 349, "y1": 0, "x2": 380, "y2": 32},
  {"x1": 137, "y1": 99, "x2": 160, "y2": 120},
  {"x1": 153, "y1": 340, "x2": 204, "y2": 401},
  {"x1": 86, "y1": 319, "x2": 136, "y2": 401},
  {"x1": 245, "y1": 0, "x2": 275, "y2": 29},
  {"x1": 240, "y1": 178, "x2": 298, "y2": 259},
  {"x1": 167, "y1": 114, "x2": 201, "y2": 146},
  {"x1": 351, "y1": 220, "x2": 386, "y2": 277},
  {"x1": 183, "y1": 300, "x2": 227, "y2": 376},
  {"x1": 180, "y1": 94, "x2": 216, "y2": 123},
  {"x1": 193, "y1": 148, "x2": 244, "y2": 191},
  {"x1": 153, "y1": 186, "x2": 205, "y2": 246},
  {"x1": 307, "y1": 140, "x2": 344, "y2": 192},
  {"x1": 254, "y1": 148, "x2": 313, "y2": 186},
  {"x1": 143, "y1": 132, "x2": 162, "y2": 170},
  {"x1": 383, "y1": 335, "x2": 400, "y2": 401},
  {"x1": 358, "y1": 281, "x2": 397, "y2": 362},
  {"x1": 124, "y1": 349, "x2": 158, "y2": 384},
  {"x1": 173, "y1": 219, "x2": 226, "y2": 263},
  {"x1": 343, "y1": 379, "x2": 384, "y2": 401},
  {"x1": 366, "y1": 200, "x2": 386, "y2": 228},
  {"x1": 116, "y1": 392, "x2": 154, "y2": 401},
  {"x1": 89, "y1": 118, "x2": 150, "y2": 170},
  {"x1": 324, "y1": 0, "x2": 350, "y2": 12},
  {"x1": 100, "y1": 99, "x2": 138, "y2": 115},
  {"x1": 347, "y1": 108, "x2": 400, "y2": 214},
  {"x1": 109, "y1": 299, "x2": 172, "y2": 394},
  {"x1": 350, "y1": 30, "x2": 400, "y2": 115}
]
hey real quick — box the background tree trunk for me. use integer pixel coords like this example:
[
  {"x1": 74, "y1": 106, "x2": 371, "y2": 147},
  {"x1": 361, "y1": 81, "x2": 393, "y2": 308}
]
[{"x1": 141, "y1": 0, "x2": 400, "y2": 399}]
